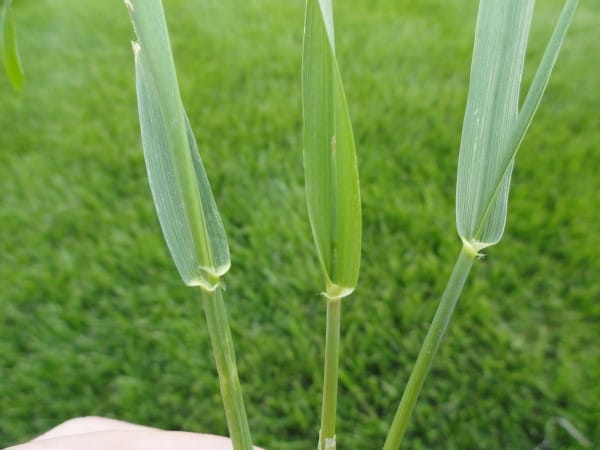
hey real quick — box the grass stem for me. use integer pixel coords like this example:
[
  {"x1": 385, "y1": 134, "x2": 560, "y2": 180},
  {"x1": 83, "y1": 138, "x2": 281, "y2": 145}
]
[
  {"x1": 383, "y1": 245, "x2": 476, "y2": 450},
  {"x1": 202, "y1": 286, "x2": 253, "y2": 450},
  {"x1": 319, "y1": 297, "x2": 342, "y2": 450}
]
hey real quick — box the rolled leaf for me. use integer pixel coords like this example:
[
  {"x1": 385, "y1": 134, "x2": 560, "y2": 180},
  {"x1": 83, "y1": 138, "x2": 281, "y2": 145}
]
[
  {"x1": 1, "y1": 0, "x2": 24, "y2": 90},
  {"x1": 456, "y1": 0, "x2": 578, "y2": 254},
  {"x1": 127, "y1": 0, "x2": 229, "y2": 291},
  {"x1": 302, "y1": 0, "x2": 361, "y2": 299}
]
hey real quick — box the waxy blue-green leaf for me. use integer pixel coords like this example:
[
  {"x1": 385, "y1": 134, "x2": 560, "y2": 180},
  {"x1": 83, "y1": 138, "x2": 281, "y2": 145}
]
[
  {"x1": 127, "y1": 0, "x2": 229, "y2": 291},
  {"x1": 1, "y1": 0, "x2": 24, "y2": 91},
  {"x1": 456, "y1": 0, "x2": 578, "y2": 254},
  {"x1": 302, "y1": 0, "x2": 361, "y2": 299}
]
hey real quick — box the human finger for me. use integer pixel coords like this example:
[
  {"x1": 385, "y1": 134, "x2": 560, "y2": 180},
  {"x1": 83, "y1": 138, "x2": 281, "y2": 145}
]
[
  {"x1": 5, "y1": 429, "x2": 253, "y2": 450},
  {"x1": 32, "y1": 417, "x2": 152, "y2": 441}
]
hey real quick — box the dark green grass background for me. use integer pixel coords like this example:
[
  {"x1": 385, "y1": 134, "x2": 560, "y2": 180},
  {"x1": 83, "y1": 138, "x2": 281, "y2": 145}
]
[{"x1": 1, "y1": 1, "x2": 598, "y2": 448}]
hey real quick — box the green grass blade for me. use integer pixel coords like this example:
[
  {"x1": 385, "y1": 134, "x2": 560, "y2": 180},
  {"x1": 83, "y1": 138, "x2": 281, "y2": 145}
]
[
  {"x1": 1, "y1": 0, "x2": 24, "y2": 91},
  {"x1": 127, "y1": 0, "x2": 230, "y2": 290},
  {"x1": 302, "y1": 0, "x2": 361, "y2": 299},
  {"x1": 472, "y1": 0, "x2": 579, "y2": 242},
  {"x1": 456, "y1": 0, "x2": 534, "y2": 252}
]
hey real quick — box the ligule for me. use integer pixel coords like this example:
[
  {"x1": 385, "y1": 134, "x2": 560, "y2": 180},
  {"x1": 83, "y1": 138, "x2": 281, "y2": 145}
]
[
  {"x1": 127, "y1": 0, "x2": 230, "y2": 291},
  {"x1": 302, "y1": 0, "x2": 361, "y2": 298}
]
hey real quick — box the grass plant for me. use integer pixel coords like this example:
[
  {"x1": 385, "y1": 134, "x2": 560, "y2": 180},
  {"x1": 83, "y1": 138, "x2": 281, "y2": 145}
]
[
  {"x1": 302, "y1": 0, "x2": 361, "y2": 448},
  {"x1": 126, "y1": 0, "x2": 251, "y2": 448},
  {"x1": 383, "y1": 1, "x2": 579, "y2": 448}
]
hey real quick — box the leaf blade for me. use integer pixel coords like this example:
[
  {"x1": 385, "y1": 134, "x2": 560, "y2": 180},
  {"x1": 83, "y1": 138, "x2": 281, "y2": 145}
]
[
  {"x1": 128, "y1": 0, "x2": 229, "y2": 290},
  {"x1": 471, "y1": 0, "x2": 579, "y2": 242},
  {"x1": 302, "y1": 0, "x2": 361, "y2": 298},
  {"x1": 456, "y1": 0, "x2": 535, "y2": 250},
  {"x1": 1, "y1": 0, "x2": 24, "y2": 91}
]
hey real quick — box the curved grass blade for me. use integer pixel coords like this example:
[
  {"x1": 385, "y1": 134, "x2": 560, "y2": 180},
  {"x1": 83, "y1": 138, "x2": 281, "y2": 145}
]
[
  {"x1": 302, "y1": 0, "x2": 361, "y2": 299},
  {"x1": 1, "y1": 0, "x2": 24, "y2": 91},
  {"x1": 456, "y1": 0, "x2": 534, "y2": 252},
  {"x1": 457, "y1": 0, "x2": 579, "y2": 254},
  {"x1": 127, "y1": 0, "x2": 229, "y2": 291},
  {"x1": 471, "y1": 0, "x2": 579, "y2": 244}
]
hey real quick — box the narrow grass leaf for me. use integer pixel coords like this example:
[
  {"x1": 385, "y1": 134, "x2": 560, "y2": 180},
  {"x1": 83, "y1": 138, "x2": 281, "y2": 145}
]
[
  {"x1": 456, "y1": 0, "x2": 534, "y2": 252},
  {"x1": 302, "y1": 0, "x2": 361, "y2": 299},
  {"x1": 473, "y1": 0, "x2": 579, "y2": 240},
  {"x1": 457, "y1": 0, "x2": 578, "y2": 253},
  {"x1": 1, "y1": 0, "x2": 24, "y2": 91},
  {"x1": 127, "y1": 0, "x2": 229, "y2": 291}
]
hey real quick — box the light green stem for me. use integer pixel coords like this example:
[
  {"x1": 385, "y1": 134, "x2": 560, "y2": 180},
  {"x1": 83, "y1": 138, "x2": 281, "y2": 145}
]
[
  {"x1": 202, "y1": 286, "x2": 253, "y2": 450},
  {"x1": 383, "y1": 245, "x2": 476, "y2": 450},
  {"x1": 319, "y1": 297, "x2": 342, "y2": 450}
]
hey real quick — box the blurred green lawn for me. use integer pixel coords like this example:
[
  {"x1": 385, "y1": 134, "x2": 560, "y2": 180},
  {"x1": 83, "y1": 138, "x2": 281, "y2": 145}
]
[{"x1": 1, "y1": 0, "x2": 598, "y2": 449}]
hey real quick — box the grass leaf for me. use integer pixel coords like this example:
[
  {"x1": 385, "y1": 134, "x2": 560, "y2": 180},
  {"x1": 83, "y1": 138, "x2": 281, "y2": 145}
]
[
  {"x1": 456, "y1": 0, "x2": 578, "y2": 253},
  {"x1": 1, "y1": 0, "x2": 24, "y2": 91},
  {"x1": 128, "y1": 0, "x2": 230, "y2": 290},
  {"x1": 456, "y1": 0, "x2": 534, "y2": 252},
  {"x1": 302, "y1": 0, "x2": 361, "y2": 298},
  {"x1": 471, "y1": 0, "x2": 579, "y2": 244}
]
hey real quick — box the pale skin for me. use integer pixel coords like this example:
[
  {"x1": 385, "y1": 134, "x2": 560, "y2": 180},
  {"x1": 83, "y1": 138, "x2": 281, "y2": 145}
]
[{"x1": 3, "y1": 417, "x2": 264, "y2": 450}]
